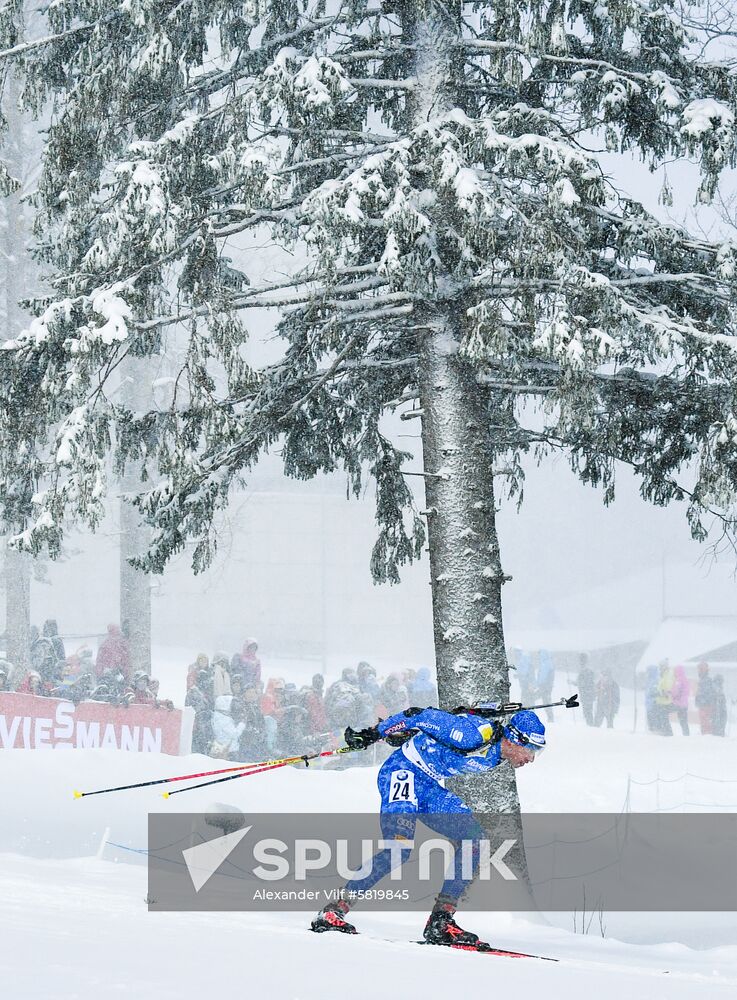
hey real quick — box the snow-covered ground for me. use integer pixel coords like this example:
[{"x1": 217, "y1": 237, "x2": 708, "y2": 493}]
[
  {"x1": 2, "y1": 852, "x2": 735, "y2": 1000},
  {"x1": 1, "y1": 696, "x2": 736, "y2": 997}
]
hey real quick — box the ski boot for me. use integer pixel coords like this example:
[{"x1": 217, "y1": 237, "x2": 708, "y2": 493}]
[
  {"x1": 310, "y1": 900, "x2": 357, "y2": 935},
  {"x1": 423, "y1": 901, "x2": 490, "y2": 950}
]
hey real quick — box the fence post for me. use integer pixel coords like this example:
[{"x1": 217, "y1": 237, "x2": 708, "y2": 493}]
[{"x1": 96, "y1": 826, "x2": 110, "y2": 859}]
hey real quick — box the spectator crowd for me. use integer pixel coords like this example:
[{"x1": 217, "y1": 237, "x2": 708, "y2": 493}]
[
  {"x1": 0, "y1": 618, "x2": 172, "y2": 710},
  {"x1": 2, "y1": 622, "x2": 732, "y2": 752},
  {"x1": 575, "y1": 654, "x2": 621, "y2": 729},
  {"x1": 516, "y1": 648, "x2": 625, "y2": 731},
  {"x1": 574, "y1": 653, "x2": 730, "y2": 736},
  {"x1": 643, "y1": 660, "x2": 728, "y2": 737},
  {"x1": 184, "y1": 643, "x2": 438, "y2": 761}
]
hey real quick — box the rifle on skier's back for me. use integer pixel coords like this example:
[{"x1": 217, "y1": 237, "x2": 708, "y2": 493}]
[
  {"x1": 358, "y1": 694, "x2": 579, "y2": 747},
  {"x1": 454, "y1": 693, "x2": 579, "y2": 717}
]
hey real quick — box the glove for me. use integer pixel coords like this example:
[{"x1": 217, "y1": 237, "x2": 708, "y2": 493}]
[
  {"x1": 385, "y1": 730, "x2": 416, "y2": 747},
  {"x1": 344, "y1": 725, "x2": 381, "y2": 750}
]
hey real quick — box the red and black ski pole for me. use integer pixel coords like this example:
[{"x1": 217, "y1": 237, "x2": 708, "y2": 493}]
[
  {"x1": 162, "y1": 745, "x2": 360, "y2": 797},
  {"x1": 73, "y1": 746, "x2": 361, "y2": 800},
  {"x1": 73, "y1": 754, "x2": 320, "y2": 799}
]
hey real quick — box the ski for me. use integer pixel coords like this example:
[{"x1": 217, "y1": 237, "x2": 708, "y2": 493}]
[
  {"x1": 312, "y1": 925, "x2": 557, "y2": 961},
  {"x1": 416, "y1": 940, "x2": 558, "y2": 961}
]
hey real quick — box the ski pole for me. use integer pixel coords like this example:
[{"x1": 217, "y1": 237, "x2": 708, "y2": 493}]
[
  {"x1": 73, "y1": 753, "x2": 327, "y2": 799},
  {"x1": 162, "y1": 745, "x2": 359, "y2": 798}
]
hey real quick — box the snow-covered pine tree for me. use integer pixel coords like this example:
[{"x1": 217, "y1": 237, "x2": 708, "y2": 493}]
[{"x1": 2, "y1": 2, "x2": 737, "y2": 816}]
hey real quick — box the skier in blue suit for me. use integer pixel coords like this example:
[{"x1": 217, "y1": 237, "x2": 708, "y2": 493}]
[{"x1": 311, "y1": 703, "x2": 546, "y2": 948}]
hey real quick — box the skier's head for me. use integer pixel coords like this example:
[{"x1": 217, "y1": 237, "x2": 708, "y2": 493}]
[{"x1": 501, "y1": 710, "x2": 545, "y2": 768}]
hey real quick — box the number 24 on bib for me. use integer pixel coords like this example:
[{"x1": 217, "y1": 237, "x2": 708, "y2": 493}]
[{"x1": 389, "y1": 769, "x2": 417, "y2": 804}]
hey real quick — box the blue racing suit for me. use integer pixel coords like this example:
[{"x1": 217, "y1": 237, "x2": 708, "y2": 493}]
[{"x1": 344, "y1": 708, "x2": 503, "y2": 903}]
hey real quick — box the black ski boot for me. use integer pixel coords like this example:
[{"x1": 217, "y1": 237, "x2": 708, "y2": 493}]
[
  {"x1": 310, "y1": 900, "x2": 357, "y2": 935},
  {"x1": 423, "y1": 902, "x2": 490, "y2": 950}
]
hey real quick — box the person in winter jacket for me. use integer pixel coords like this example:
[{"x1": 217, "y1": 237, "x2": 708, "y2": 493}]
[
  {"x1": 576, "y1": 653, "x2": 596, "y2": 726},
  {"x1": 64, "y1": 645, "x2": 94, "y2": 682},
  {"x1": 655, "y1": 660, "x2": 674, "y2": 736},
  {"x1": 211, "y1": 694, "x2": 245, "y2": 757},
  {"x1": 18, "y1": 669, "x2": 45, "y2": 696},
  {"x1": 594, "y1": 669, "x2": 620, "y2": 729},
  {"x1": 211, "y1": 652, "x2": 232, "y2": 698},
  {"x1": 42, "y1": 619, "x2": 66, "y2": 663},
  {"x1": 261, "y1": 677, "x2": 287, "y2": 719},
  {"x1": 230, "y1": 673, "x2": 245, "y2": 699},
  {"x1": 89, "y1": 669, "x2": 129, "y2": 705},
  {"x1": 277, "y1": 684, "x2": 311, "y2": 755},
  {"x1": 95, "y1": 625, "x2": 131, "y2": 682},
  {"x1": 228, "y1": 652, "x2": 242, "y2": 679},
  {"x1": 357, "y1": 662, "x2": 381, "y2": 702},
  {"x1": 241, "y1": 639, "x2": 262, "y2": 687},
  {"x1": 671, "y1": 665, "x2": 690, "y2": 736},
  {"x1": 353, "y1": 691, "x2": 376, "y2": 730},
  {"x1": 30, "y1": 636, "x2": 59, "y2": 685},
  {"x1": 302, "y1": 674, "x2": 328, "y2": 734},
  {"x1": 187, "y1": 653, "x2": 209, "y2": 692},
  {"x1": 408, "y1": 667, "x2": 438, "y2": 708},
  {"x1": 695, "y1": 662, "x2": 716, "y2": 735},
  {"x1": 644, "y1": 665, "x2": 660, "y2": 732},
  {"x1": 149, "y1": 678, "x2": 174, "y2": 710},
  {"x1": 513, "y1": 649, "x2": 536, "y2": 703},
  {"x1": 379, "y1": 674, "x2": 410, "y2": 716},
  {"x1": 325, "y1": 674, "x2": 362, "y2": 730},
  {"x1": 238, "y1": 686, "x2": 270, "y2": 761},
  {"x1": 185, "y1": 675, "x2": 214, "y2": 754},
  {"x1": 128, "y1": 672, "x2": 156, "y2": 706},
  {"x1": 311, "y1": 705, "x2": 546, "y2": 948},
  {"x1": 713, "y1": 675, "x2": 728, "y2": 737}
]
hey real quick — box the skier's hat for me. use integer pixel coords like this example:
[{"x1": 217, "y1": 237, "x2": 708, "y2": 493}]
[{"x1": 503, "y1": 710, "x2": 545, "y2": 751}]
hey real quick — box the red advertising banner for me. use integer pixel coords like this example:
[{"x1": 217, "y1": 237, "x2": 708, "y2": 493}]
[{"x1": 0, "y1": 692, "x2": 191, "y2": 755}]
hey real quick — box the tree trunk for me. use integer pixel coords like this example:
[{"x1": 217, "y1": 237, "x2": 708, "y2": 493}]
[
  {"x1": 409, "y1": 5, "x2": 536, "y2": 905},
  {"x1": 5, "y1": 544, "x2": 31, "y2": 680},
  {"x1": 2, "y1": 69, "x2": 33, "y2": 683},
  {"x1": 418, "y1": 321, "x2": 518, "y2": 812},
  {"x1": 409, "y1": 1, "x2": 519, "y2": 815},
  {"x1": 119, "y1": 355, "x2": 152, "y2": 676}
]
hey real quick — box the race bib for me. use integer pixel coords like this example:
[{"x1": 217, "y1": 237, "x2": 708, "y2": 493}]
[{"x1": 389, "y1": 769, "x2": 417, "y2": 805}]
